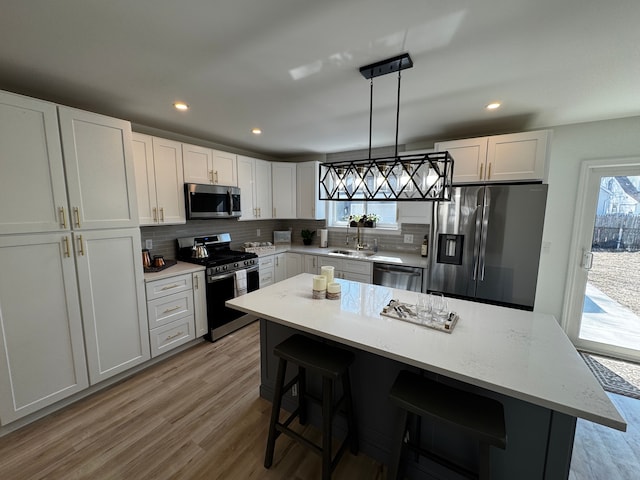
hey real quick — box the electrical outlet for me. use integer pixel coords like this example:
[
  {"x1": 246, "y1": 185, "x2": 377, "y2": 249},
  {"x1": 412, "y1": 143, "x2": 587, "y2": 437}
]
[
  {"x1": 256, "y1": 228, "x2": 261, "y2": 237},
  {"x1": 145, "y1": 239, "x2": 153, "y2": 250},
  {"x1": 403, "y1": 234, "x2": 413, "y2": 244},
  {"x1": 291, "y1": 383, "x2": 298, "y2": 397}
]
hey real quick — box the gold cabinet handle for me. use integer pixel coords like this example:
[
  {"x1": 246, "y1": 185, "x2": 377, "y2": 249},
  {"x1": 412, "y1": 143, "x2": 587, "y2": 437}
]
[
  {"x1": 63, "y1": 236, "x2": 71, "y2": 257},
  {"x1": 214, "y1": 171, "x2": 219, "y2": 183},
  {"x1": 73, "y1": 207, "x2": 81, "y2": 227},
  {"x1": 487, "y1": 162, "x2": 492, "y2": 180},
  {"x1": 209, "y1": 170, "x2": 214, "y2": 184},
  {"x1": 163, "y1": 305, "x2": 182, "y2": 314},
  {"x1": 258, "y1": 207, "x2": 261, "y2": 218},
  {"x1": 59, "y1": 207, "x2": 67, "y2": 228},
  {"x1": 153, "y1": 207, "x2": 158, "y2": 222},
  {"x1": 194, "y1": 274, "x2": 199, "y2": 289},
  {"x1": 165, "y1": 331, "x2": 184, "y2": 341},
  {"x1": 77, "y1": 234, "x2": 84, "y2": 256},
  {"x1": 160, "y1": 207, "x2": 165, "y2": 222},
  {"x1": 161, "y1": 283, "x2": 181, "y2": 290},
  {"x1": 479, "y1": 163, "x2": 484, "y2": 180}
]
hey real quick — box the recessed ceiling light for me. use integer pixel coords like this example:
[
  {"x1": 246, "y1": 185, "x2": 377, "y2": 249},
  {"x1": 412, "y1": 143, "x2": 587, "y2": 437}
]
[
  {"x1": 251, "y1": 128, "x2": 262, "y2": 135},
  {"x1": 173, "y1": 102, "x2": 189, "y2": 111},
  {"x1": 486, "y1": 102, "x2": 501, "y2": 110}
]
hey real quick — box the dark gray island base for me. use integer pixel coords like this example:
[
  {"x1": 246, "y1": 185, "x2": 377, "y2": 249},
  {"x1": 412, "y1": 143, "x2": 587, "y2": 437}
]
[{"x1": 260, "y1": 319, "x2": 576, "y2": 480}]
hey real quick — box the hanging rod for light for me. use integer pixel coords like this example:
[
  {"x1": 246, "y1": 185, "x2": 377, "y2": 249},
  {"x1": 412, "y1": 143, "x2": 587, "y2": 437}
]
[{"x1": 320, "y1": 53, "x2": 454, "y2": 201}]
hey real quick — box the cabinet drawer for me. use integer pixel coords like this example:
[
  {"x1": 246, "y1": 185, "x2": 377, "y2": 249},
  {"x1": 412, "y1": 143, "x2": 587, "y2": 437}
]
[
  {"x1": 260, "y1": 267, "x2": 274, "y2": 288},
  {"x1": 342, "y1": 259, "x2": 372, "y2": 275},
  {"x1": 342, "y1": 272, "x2": 371, "y2": 283},
  {"x1": 147, "y1": 290, "x2": 194, "y2": 328},
  {"x1": 259, "y1": 255, "x2": 274, "y2": 268},
  {"x1": 149, "y1": 316, "x2": 195, "y2": 357},
  {"x1": 146, "y1": 273, "x2": 192, "y2": 300}
]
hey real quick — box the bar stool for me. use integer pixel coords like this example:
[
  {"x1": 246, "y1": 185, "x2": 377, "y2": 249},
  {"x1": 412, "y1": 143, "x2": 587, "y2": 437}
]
[
  {"x1": 264, "y1": 334, "x2": 359, "y2": 480},
  {"x1": 388, "y1": 370, "x2": 506, "y2": 480}
]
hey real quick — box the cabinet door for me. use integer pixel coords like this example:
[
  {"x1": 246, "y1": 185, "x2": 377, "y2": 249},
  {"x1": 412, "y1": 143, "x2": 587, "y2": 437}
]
[
  {"x1": 132, "y1": 133, "x2": 158, "y2": 225},
  {"x1": 0, "y1": 92, "x2": 69, "y2": 234},
  {"x1": 296, "y1": 161, "x2": 325, "y2": 220},
  {"x1": 486, "y1": 130, "x2": 549, "y2": 182},
  {"x1": 285, "y1": 252, "x2": 303, "y2": 278},
  {"x1": 58, "y1": 107, "x2": 139, "y2": 229},
  {"x1": 436, "y1": 137, "x2": 488, "y2": 184},
  {"x1": 183, "y1": 143, "x2": 213, "y2": 185},
  {"x1": 272, "y1": 162, "x2": 296, "y2": 219},
  {"x1": 211, "y1": 149, "x2": 237, "y2": 186},
  {"x1": 152, "y1": 137, "x2": 185, "y2": 225},
  {"x1": 317, "y1": 256, "x2": 342, "y2": 277},
  {"x1": 237, "y1": 155, "x2": 256, "y2": 220},
  {"x1": 0, "y1": 233, "x2": 89, "y2": 424},
  {"x1": 193, "y1": 270, "x2": 208, "y2": 337},
  {"x1": 74, "y1": 228, "x2": 150, "y2": 385},
  {"x1": 274, "y1": 253, "x2": 287, "y2": 282},
  {"x1": 304, "y1": 255, "x2": 318, "y2": 274},
  {"x1": 254, "y1": 159, "x2": 273, "y2": 219}
]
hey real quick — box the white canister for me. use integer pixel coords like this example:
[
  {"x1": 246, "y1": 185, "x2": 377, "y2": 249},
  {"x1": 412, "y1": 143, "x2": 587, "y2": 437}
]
[{"x1": 320, "y1": 265, "x2": 334, "y2": 284}]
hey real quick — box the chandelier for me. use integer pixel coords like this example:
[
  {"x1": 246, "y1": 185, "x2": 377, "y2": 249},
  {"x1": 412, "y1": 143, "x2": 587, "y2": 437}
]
[{"x1": 319, "y1": 53, "x2": 453, "y2": 201}]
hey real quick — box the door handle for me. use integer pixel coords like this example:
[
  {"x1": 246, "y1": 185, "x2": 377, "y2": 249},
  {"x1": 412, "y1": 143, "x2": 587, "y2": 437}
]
[
  {"x1": 160, "y1": 207, "x2": 165, "y2": 222},
  {"x1": 62, "y1": 236, "x2": 71, "y2": 257},
  {"x1": 479, "y1": 163, "x2": 484, "y2": 180},
  {"x1": 59, "y1": 207, "x2": 67, "y2": 228},
  {"x1": 77, "y1": 234, "x2": 85, "y2": 256},
  {"x1": 73, "y1": 207, "x2": 81, "y2": 227}
]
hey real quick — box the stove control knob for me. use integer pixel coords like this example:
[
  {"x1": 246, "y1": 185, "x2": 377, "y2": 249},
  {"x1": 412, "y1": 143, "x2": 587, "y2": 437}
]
[
  {"x1": 222, "y1": 265, "x2": 227, "y2": 271},
  {"x1": 234, "y1": 262, "x2": 239, "y2": 268}
]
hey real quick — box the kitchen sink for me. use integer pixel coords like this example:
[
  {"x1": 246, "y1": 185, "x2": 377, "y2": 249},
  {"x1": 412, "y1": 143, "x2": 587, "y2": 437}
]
[{"x1": 329, "y1": 249, "x2": 375, "y2": 257}]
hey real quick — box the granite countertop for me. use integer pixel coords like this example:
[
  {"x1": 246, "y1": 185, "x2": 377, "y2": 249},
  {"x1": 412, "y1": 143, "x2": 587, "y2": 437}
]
[
  {"x1": 252, "y1": 244, "x2": 429, "y2": 269},
  {"x1": 143, "y1": 261, "x2": 205, "y2": 282},
  {"x1": 227, "y1": 273, "x2": 626, "y2": 432}
]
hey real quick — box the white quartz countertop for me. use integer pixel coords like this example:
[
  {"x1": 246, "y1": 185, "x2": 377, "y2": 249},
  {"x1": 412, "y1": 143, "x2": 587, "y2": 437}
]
[
  {"x1": 252, "y1": 244, "x2": 429, "y2": 268},
  {"x1": 227, "y1": 273, "x2": 626, "y2": 431},
  {"x1": 143, "y1": 260, "x2": 204, "y2": 282}
]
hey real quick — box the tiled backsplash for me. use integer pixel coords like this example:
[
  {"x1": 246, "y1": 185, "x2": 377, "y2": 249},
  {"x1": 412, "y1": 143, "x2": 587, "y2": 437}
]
[{"x1": 140, "y1": 219, "x2": 429, "y2": 259}]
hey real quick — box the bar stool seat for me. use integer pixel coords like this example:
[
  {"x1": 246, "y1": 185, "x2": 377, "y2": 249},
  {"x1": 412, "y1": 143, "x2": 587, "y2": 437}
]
[
  {"x1": 264, "y1": 334, "x2": 358, "y2": 480},
  {"x1": 388, "y1": 370, "x2": 506, "y2": 480}
]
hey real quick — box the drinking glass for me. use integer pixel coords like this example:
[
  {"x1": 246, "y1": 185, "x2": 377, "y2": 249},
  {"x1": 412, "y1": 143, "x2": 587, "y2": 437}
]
[
  {"x1": 416, "y1": 294, "x2": 432, "y2": 321},
  {"x1": 431, "y1": 293, "x2": 448, "y2": 322}
]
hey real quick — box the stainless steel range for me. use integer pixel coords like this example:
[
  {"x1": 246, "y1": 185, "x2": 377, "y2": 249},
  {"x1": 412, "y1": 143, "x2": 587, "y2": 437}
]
[{"x1": 177, "y1": 233, "x2": 259, "y2": 341}]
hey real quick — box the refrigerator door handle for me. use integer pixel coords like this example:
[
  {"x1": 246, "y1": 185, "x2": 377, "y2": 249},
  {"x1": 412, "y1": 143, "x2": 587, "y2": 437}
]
[
  {"x1": 472, "y1": 195, "x2": 483, "y2": 281},
  {"x1": 479, "y1": 188, "x2": 491, "y2": 281}
]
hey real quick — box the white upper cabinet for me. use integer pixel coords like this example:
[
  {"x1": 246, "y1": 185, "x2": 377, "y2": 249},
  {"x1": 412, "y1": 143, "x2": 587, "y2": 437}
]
[
  {"x1": 0, "y1": 91, "x2": 69, "y2": 234},
  {"x1": 296, "y1": 161, "x2": 325, "y2": 220},
  {"x1": 272, "y1": 162, "x2": 297, "y2": 219},
  {"x1": 237, "y1": 155, "x2": 272, "y2": 220},
  {"x1": 58, "y1": 107, "x2": 139, "y2": 229},
  {"x1": 0, "y1": 233, "x2": 89, "y2": 424},
  {"x1": 436, "y1": 130, "x2": 550, "y2": 184},
  {"x1": 74, "y1": 228, "x2": 150, "y2": 384},
  {"x1": 183, "y1": 144, "x2": 237, "y2": 186},
  {"x1": 132, "y1": 133, "x2": 185, "y2": 226}
]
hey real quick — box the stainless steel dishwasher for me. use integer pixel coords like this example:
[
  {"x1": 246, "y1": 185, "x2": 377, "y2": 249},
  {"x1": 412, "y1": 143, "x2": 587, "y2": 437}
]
[{"x1": 373, "y1": 263, "x2": 424, "y2": 292}]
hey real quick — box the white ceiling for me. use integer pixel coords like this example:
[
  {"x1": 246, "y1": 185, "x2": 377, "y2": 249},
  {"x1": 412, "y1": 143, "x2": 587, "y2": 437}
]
[{"x1": 1, "y1": 0, "x2": 639, "y2": 158}]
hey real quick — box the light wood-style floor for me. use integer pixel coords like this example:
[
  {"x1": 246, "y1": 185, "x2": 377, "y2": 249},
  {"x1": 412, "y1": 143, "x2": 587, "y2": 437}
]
[
  {"x1": 1, "y1": 320, "x2": 638, "y2": 479},
  {"x1": 0, "y1": 322, "x2": 384, "y2": 480}
]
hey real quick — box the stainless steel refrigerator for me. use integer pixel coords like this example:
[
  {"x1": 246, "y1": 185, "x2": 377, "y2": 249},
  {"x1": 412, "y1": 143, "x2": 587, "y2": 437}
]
[{"x1": 429, "y1": 183, "x2": 547, "y2": 310}]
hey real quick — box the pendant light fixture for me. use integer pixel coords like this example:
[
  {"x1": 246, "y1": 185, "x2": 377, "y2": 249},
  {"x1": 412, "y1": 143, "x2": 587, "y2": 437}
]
[{"x1": 320, "y1": 53, "x2": 453, "y2": 201}]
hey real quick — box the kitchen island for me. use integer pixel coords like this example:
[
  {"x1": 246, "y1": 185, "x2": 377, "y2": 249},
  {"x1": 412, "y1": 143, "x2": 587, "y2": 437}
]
[{"x1": 226, "y1": 274, "x2": 626, "y2": 479}]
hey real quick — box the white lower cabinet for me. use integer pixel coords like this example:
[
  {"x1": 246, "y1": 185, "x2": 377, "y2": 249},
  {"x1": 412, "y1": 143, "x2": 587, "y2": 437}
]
[
  {"x1": 259, "y1": 255, "x2": 275, "y2": 288},
  {"x1": 274, "y1": 253, "x2": 287, "y2": 282},
  {"x1": 0, "y1": 233, "x2": 89, "y2": 424},
  {"x1": 304, "y1": 254, "x2": 319, "y2": 274},
  {"x1": 317, "y1": 257, "x2": 372, "y2": 283},
  {"x1": 145, "y1": 273, "x2": 197, "y2": 357},
  {"x1": 75, "y1": 228, "x2": 150, "y2": 384},
  {"x1": 285, "y1": 252, "x2": 303, "y2": 278}
]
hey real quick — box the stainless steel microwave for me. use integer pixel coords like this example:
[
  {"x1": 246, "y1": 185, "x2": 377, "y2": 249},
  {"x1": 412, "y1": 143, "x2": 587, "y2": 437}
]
[{"x1": 185, "y1": 183, "x2": 241, "y2": 219}]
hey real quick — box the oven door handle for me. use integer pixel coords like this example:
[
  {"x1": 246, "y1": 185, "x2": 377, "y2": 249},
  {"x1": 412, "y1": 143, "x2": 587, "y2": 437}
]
[{"x1": 208, "y1": 265, "x2": 259, "y2": 283}]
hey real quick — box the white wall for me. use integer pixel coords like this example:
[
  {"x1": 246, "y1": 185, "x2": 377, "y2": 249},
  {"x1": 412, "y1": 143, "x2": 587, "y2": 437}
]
[{"x1": 535, "y1": 115, "x2": 640, "y2": 321}]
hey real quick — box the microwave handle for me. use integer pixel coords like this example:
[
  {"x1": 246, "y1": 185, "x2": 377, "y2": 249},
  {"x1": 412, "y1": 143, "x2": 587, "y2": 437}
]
[{"x1": 227, "y1": 190, "x2": 232, "y2": 216}]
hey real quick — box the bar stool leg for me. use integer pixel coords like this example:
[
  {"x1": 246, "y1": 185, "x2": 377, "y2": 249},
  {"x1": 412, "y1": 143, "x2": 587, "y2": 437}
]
[
  {"x1": 388, "y1": 409, "x2": 409, "y2": 480},
  {"x1": 264, "y1": 357, "x2": 287, "y2": 468},
  {"x1": 341, "y1": 369, "x2": 359, "y2": 454},
  {"x1": 298, "y1": 366, "x2": 307, "y2": 425},
  {"x1": 321, "y1": 376, "x2": 333, "y2": 480}
]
